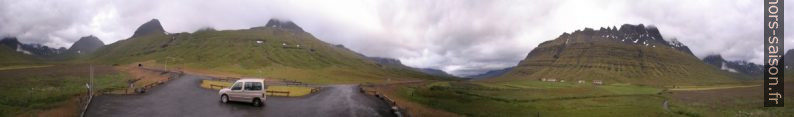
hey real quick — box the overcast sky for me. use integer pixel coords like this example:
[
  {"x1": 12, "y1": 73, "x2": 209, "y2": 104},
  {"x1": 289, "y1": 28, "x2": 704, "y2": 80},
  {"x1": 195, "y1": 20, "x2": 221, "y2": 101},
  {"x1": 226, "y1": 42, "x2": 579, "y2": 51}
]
[{"x1": 0, "y1": 0, "x2": 788, "y2": 76}]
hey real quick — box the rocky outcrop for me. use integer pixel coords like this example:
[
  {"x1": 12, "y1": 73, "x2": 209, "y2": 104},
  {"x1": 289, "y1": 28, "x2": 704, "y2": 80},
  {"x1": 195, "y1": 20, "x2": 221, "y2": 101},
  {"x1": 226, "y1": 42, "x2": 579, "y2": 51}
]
[
  {"x1": 263, "y1": 19, "x2": 304, "y2": 32},
  {"x1": 131, "y1": 19, "x2": 166, "y2": 38},
  {"x1": 68, "y1": 35, "x2": 105, "y2": 54}
]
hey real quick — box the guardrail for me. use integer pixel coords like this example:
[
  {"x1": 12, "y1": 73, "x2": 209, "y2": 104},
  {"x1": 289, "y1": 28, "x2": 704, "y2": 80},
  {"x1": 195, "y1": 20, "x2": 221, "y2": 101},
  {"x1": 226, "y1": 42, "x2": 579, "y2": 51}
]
[
  {"x1": 209, "y1": 84, "x2": 226, "y2": 89},
  {"x1": 310, "y1": 88, "x2": 320, "y2": 93},
  {"x1": 280, "y1": 79, "x2": 312, "y2": 87},
  {"x1": 359, "y1": 85, "x2": 406, "y2": 117},
  {"x1": 110, "y1": 68, "x2": 185, "y2": 94},
  {"x1": 266, "y1": 90, "x2": 290, "y2": 96}
]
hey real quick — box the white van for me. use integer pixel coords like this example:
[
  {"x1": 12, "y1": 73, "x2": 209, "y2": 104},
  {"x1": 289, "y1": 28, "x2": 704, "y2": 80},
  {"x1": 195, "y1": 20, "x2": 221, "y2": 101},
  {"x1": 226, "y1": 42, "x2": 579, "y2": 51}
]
[{"x1": 219, "y1": 79, "x2": 267, "y2": 107}]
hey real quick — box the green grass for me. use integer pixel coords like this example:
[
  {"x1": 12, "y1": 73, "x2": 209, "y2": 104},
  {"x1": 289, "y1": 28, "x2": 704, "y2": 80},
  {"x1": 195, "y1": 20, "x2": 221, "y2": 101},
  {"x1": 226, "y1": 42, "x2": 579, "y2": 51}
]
[
  {"x1": 398, "y1": 81, "x2": 677, "y2": 117},
  {"x1": 0, "y1": 46, "x2": 40, "y2": 66},
  {"x1": 0, "y1": 73, "x2": 128, "y2": 116},
  {"x1": 0, "y1": 65, "x2": 52, "y2": 70},
  {"x1": 401, "y1": 79, "x2": 792, "y2": 117}
]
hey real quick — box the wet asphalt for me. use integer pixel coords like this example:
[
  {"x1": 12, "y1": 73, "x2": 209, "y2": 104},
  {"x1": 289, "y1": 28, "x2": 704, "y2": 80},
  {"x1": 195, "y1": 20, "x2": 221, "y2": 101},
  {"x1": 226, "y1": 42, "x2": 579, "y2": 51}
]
[{"x1": 86, "y1": 75, "x2": 395, "y2": 117}]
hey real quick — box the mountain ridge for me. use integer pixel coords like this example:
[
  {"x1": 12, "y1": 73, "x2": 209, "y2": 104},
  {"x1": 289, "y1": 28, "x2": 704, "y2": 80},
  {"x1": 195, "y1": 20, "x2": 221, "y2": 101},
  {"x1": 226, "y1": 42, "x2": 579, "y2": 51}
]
[
  {"x1": 91, "y1": 18, "x2": 450, "y2": 84},
  {"x1": 496, "y1": 24, "x2": 741, "y2": 85},
  {"x1": 702, "y1": 54, "x2": 762, "y2": 78}
]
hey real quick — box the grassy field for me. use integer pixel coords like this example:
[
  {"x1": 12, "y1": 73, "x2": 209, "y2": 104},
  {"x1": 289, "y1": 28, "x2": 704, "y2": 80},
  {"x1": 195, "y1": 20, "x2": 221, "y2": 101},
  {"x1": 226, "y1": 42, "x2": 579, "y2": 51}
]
[
  {"x1": 397, "y1": 80, "x2": 674, "y2": 117},
  {"x1": 0, "y1": 65, "x2": 53, "y2": 70},
  {"x1": 200, "y1": 80, "x2": 316, "y2": 97},
  {"x1": 0, "y1": 65, "x2": 129, "y2": 117},
  {"x1": 0, "y1": 46, "x2": 39, "y2": 66},
  {"x1": 668, "y1": 84, "x2": 760, "y2": 91},
  {"x1": 666, "y1": 82, "x2": 792, "y2": 116},
  {"x1": 398, "y1": 78, "x2": 792, "y2": 117}
]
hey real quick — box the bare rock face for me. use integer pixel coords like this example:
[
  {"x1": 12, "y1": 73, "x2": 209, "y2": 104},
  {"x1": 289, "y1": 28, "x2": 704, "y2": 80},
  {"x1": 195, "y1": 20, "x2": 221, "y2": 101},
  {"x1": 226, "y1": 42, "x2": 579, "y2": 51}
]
[{"x1": 131, "y1": 19, "x2": 166, "y2": 38}]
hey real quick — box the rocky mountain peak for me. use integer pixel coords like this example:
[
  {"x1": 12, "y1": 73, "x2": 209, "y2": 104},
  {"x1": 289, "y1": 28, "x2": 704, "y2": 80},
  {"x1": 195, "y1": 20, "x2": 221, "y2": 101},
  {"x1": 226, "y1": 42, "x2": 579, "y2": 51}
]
[
  {"x1": 559, "y1": 24, "x2": 694, "y2": 55},
  {"x1": 68, "y1": 35, "x2": 105, "y2": 54},
  {"x1": 265, "y1": 19, "x2": 304, "y2": 32},
  {"x1": 131, "y1": 19, "x2": 166, "y2": 38},
  {"x1": 0, "y1": 37, "x2": 21, "y2": 48}
]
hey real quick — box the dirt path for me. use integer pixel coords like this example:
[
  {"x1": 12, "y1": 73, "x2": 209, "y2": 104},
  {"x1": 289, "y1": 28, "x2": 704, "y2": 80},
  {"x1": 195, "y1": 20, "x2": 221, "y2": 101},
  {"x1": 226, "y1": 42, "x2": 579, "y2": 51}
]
[{"x1": 86, "y1": 74, "x2": 395, "y2": 117}]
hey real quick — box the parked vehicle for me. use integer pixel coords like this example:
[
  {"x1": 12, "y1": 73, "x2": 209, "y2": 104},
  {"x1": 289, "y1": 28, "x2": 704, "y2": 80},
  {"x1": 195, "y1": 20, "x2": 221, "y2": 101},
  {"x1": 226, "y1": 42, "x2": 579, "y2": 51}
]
[{"x1": 219, "y1": 79, "x2": 267, "y2": 107}]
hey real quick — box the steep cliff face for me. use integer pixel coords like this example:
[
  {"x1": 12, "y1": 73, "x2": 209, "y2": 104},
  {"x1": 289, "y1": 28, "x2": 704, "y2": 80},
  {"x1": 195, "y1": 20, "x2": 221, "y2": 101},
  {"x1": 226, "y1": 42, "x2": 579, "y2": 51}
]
[{"x1": 497, "y1": 24, "x2": 740, "y2": 85}]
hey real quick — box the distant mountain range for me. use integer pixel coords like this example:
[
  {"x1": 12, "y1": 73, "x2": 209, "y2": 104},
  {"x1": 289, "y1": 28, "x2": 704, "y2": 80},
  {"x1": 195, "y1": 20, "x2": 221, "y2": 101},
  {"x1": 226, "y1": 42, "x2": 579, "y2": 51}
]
[
  {"x1": 497, "y1": 24, "x2": 744, "y2": 85},
  {"x1": 0, "y1": 35, "x2": 105, "y2": 60},
  {"x1": 702, "y1": 55, "x2": 762, "y2": 78},
  {"x1": 466, "y1": 67, "x2": 514, "y2": 79},
  {"x1": 0, "y1": 37, "x2": 68, "y2": 58},
  {"x1": 367, "y1": 57, "x2": 456, "y2": 78}
]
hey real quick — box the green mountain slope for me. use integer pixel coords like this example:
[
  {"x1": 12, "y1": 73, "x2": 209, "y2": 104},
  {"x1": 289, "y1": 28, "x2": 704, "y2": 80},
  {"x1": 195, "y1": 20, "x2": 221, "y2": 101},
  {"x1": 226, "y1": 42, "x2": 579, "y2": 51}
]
[
  {"x1": 0, "y1": 45, "x2": 38, "y2": 66},
  {"x1": 91, "y1": 19, "x2": 448, "y2": 84},
  {"x1": 496, "y1": 24, "x2": 742, "y2": 85}
]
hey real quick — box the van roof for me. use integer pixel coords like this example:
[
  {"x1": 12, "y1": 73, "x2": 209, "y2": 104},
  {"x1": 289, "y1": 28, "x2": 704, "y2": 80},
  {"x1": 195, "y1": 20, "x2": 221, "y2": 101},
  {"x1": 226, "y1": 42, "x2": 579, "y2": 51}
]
[{"x1": 237, "y1": 78, "x2": 265, "y2": 82}]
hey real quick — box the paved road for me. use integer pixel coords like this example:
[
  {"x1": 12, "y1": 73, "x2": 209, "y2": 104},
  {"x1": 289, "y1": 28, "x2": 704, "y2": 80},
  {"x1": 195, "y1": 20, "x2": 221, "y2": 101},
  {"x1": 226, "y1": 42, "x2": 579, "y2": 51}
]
[{"x1": 86, "y1": 75, "x2": 395, "y2": 117}]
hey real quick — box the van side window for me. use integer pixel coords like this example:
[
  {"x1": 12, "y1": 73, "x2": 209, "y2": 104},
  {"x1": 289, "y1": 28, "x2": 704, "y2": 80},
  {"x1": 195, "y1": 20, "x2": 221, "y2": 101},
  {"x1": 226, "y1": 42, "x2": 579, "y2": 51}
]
[
  {"x1": 244, "y1": 82, "x2": 262, "y2": 91},
  {"x1": 231, "y1": 82, "x2": 242, "y2": 90}
]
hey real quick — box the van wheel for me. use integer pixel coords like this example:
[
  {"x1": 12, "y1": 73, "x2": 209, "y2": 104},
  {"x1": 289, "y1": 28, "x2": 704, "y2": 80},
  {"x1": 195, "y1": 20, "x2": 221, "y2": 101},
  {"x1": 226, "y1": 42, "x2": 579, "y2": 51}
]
[
  {"x1": 221, "y1": 95, "x2": 229, "y2": 103},
  {"x1": 252, "y1": 98, "x2": 262, "y2": 107}
]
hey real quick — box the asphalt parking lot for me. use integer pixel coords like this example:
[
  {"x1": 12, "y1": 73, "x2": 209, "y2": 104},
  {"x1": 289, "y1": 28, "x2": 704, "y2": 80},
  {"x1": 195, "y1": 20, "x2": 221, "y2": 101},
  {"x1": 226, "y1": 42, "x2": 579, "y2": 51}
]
[{"x1": 86, "y1": 74, "x2": 395, "y2": 117}]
